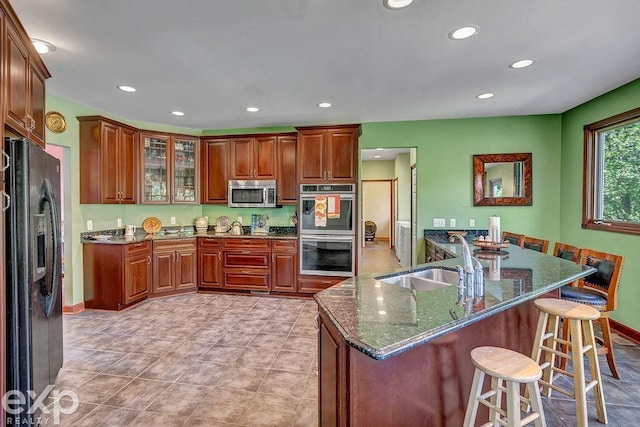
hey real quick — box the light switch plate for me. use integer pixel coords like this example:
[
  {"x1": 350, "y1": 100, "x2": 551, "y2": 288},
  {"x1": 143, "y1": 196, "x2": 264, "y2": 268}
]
[
  {"x1": 469, "y1": 218, "x2": 476, "y2": 227},
  {"x1": 117, "y1": 218, "x2": 122, "y2": 227},
  {"x1": 86, "y1": 220, "x2": 93, "y2": 231},
  {"x1": 170, "y1": 216, "x2": 176, "y2": 225},
  {"x1": 449, "y1": 219, "x2": 456, "y2": 227},
  {"x1": 433, "y1": 218, "x2": 445, "y2": 227}
]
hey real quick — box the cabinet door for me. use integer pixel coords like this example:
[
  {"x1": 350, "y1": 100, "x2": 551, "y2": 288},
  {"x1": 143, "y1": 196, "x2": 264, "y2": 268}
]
[
  {"x1": 28, "y1": 64, "x2": 47, "y2": 147},
  {"x1": 202, "y1": 140, "x2": 229, "y2": 203},
  {"x1": 230, "y1": 137, "x2": 253, "y2": 179},
  {"x1": 142, "y1": 134, "x2": 170, "y2": 203},
  {"x1": 5, "y1": 23, "x2": 29, "y2": 137},
  {"x1": 152, "y1": 251, "x2": 175, "y2": 293},
  {"x1": 99, "y1": 122, "x2": 121, "y2": 203},
  {"x1": 175, "y1": 248, "x2": 197, "y2": 290},
  {"x1": 124, "y1": 254, "x2": 151, "y2": 304},
  {"x1": 297, "y1": 131, "x2": 325, "y2": 183},
  {"x1": 319, "y1": 311, "x2": 345, "y2": 427},
  {"x1": 271, "y1": 251, "x2": 297, "y2": 292},
  {"x1": 276, "y1": 136, "x2": 297, "y2": 203},
  {"x1": 119, "y1": 127, "x2": 138, "y2": 203},
  {"x1": 254, "y1": 136, "x2": 277, "y2": 179},
  {"x1": 172, "y1": 138, "x2": 198, "y2": 204},
  {"x1": 199, "y1": 250, "x2": 223, "y2": 289},
  {"x1": 326, "y1": 128, "x2": 357, "y2": 182}
]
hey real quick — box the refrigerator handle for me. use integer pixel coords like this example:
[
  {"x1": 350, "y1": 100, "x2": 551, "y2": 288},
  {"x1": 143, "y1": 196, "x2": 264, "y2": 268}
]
[{"x1": 40, "y1": 178, "x2": 62, "y2": 317}]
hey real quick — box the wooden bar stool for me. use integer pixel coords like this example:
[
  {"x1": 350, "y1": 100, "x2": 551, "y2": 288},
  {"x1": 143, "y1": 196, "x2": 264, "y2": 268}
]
[
  {"x1": 463, "y1": 346, "x2": 546, "y2": 427},
  {"x1": 531, "y1": 298, "x2": 607, "y2": 426}
]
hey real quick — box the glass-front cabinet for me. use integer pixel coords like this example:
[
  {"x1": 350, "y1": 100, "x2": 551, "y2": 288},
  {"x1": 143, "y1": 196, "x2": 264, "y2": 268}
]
[{"x1": 141, "y1": 132, "x2": 198, "y2": 204}]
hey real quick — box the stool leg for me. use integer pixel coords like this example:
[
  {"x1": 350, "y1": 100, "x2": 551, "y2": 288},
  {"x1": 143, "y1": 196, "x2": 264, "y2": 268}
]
[
  {"x1": 569, "y1": 318, "x2": 588, "y2": 427},
  {"x1": 543, "y1": 313, "x2": 560, "y2": 396},
  {"x1": 490, "y1": 377, "x2": 503, "y2": 425},
  {"x1": 531, "y1": 311, "x2": 551, "y2": 397},
  {"x1": 584, "y1": 319, "x2": 608, "y2": 424},
  {"x1": 463, "y1": 368, "x2": 485, "y2": 427},
  {"x1": 506, "y1": 380, "x2": 520, "y2": 427},
  {"x1": 600, "y1": 316, "x2": 620, "y2": 379},
  {"x1": 526, "y1": 381, "x2": 546, "y2": 427}
]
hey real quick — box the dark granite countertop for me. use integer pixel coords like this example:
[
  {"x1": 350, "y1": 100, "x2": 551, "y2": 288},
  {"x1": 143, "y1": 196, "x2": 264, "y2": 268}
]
[
  {"x1": 82, "y1": 231, "x2": 298, "y2": 244},
  {"x1": 314, "y1": 239, "x2": 595, "y2": 360}
]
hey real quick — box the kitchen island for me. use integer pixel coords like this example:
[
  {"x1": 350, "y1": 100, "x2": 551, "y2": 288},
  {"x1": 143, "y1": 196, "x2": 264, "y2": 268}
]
[{"x1": 314, "y1": 240, "x2": 595, "y2": 426}]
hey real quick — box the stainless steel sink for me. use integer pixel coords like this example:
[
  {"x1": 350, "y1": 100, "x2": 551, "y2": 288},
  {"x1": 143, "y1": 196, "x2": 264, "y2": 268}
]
[{"x1": 376, "y1": 268, "x2": 461, "y2": 292}]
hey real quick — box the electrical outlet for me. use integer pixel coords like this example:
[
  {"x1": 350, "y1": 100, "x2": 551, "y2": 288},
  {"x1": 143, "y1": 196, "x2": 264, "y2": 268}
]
[
  {"x1": 204, "y1": 216, "x2": 208, "y2": 222},
  {"x1": 236, "y1": 216, "x2": 243, "y2": 224},
  {"x1": 117, "y1": 218, "x2": 122, "y2": 227},
  {"x1": 433, "y1": 218, "x2": 445, "y2": 227},
  {"x1": 449, "y1": 218, "x2": 456, "y2": 228},
  {"x1": 86, "y1": 220, "x2": 93, "y2": 231},
  {"x1": 170, "y1": 216, "x2": 176, "y2": 225},
  {"x1": 469, "y1": 218, "x2": 476, "y2": 227}
]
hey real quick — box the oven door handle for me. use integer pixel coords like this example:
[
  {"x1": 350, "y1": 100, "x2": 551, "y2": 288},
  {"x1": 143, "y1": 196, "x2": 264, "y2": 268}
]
[{"x1": 301, "y1": 235, "x2": 354, "y2": 242}]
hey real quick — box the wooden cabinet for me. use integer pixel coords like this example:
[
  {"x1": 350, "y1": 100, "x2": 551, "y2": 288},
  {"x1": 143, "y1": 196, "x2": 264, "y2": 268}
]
[
  {"x1": 3, "y1": 17, "x2": 50, "y2": 147},
  {"x1": 297, "y1": 275, "x2": 344, "y2": 294},
  {"x1": 78, "y1": 116, "x2": 138, "y2": 204},
  {"x1": 318, "y1": 309, "x2": 347, "y2": 427},
  {"x1": 83, "y1": 241, "x2": 152, "y2": 310},
  {"x1": 297, "y1": 125, "x2": 360, "y2": 183},
  {"x1": 271, "y1": 239, "x2": 298, "y2": 292},
  {"x1": 152, "y1": 239, "x2": 197, "y2": 295},
  {"x1": 198, "y1": 238, "x2": 223, "y2": 289},
  {"x1": 140, "y1": 132, "x2": 199, "y2": 204},
  {"x1": 230, "y1": 136, "x2": 276, "y2": 179},
  {"x1": 201, "y1": 138, "x2": 230, "y2": 204},
  {"x1": 222, "y1": 238, "x2": 271, "y2": 291},
  {"x1": 276, "y1": 135, "x2": 297, "y2": 204}
]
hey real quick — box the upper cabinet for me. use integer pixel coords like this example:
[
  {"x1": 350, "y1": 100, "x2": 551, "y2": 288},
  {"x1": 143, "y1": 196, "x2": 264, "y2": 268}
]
[
  {"x1": 3, "y1": 5, "x2": 50, "y2": 147},
  {"x1": 297, "y1": 125, "x2": 360, "y2": 183},
  {"x1": 140, "y1": 132, "x2": 199, "y2": 204},
  {"x1": 230, "y1": 136, "x2": 276, "y2": 179},
  {"x1": 276, "y1": 135, "x2": 297, "y2": 204},
  {"x1": 201, "y1": 138, "x2": 230, "y2": 204},
  {"x1": 78, "y1": 116, "x2": 138, "y2": 204}
]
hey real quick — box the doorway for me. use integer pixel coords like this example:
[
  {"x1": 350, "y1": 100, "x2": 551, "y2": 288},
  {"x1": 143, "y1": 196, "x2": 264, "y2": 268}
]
[{"x1": 362, "y1": 180, "x2": 392, "y2": 246}]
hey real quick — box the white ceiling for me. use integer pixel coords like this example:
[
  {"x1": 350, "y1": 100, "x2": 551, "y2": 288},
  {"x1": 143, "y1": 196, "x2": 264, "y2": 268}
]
[
  {"x1": 12, "y1": 0, "x2": 640, "y2": 131},
  {"x1": 362, "y1": 148, "x2": 410, "y2": 161}
]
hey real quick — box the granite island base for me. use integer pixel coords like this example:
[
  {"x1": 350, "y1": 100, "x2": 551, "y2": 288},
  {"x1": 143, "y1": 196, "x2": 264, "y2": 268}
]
[{"x1": 315, "y1": 243, "x2": 595, "y2": 426}]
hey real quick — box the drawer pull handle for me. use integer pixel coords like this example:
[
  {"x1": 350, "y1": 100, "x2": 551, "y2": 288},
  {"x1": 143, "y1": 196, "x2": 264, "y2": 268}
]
[
  {"x1": 313, "y1": 313, "x2": 320, "y2": 331},
  {"x1": 147, "y1": 256, "x2": 151, "y2": 264},
  {"x1": 242, "y1": 250, "x2": 251, "y2": 254},
  {"x1": 2, "y1": 192, "x2": 10, "y2": 212},
  {"x1": 242, "y1": 270, "x2": 251, "y2": 274},
  {"x1": 322, "y1": 280, "x2": 332, "y2": 284},
  {"x1": 1, "y1": 151, "x2": 9, "y2": 172}
]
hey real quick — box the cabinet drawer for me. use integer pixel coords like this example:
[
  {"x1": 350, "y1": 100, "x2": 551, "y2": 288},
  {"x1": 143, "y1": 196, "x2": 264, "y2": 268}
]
[
  {"x1": 224, "y1": 251, "x2": 270, "y2": 269},
  {"x1": 223, "y1": 270, "x2": 270, "y2": 291},
  {"x1": 272, "y1": 239, "x2": 297, "y2": 252},
  {"x1": 153, "y1": 238, "x2": 197, "y2": 252},
  {"x1": 223, "y1": 238, "x2": 270, "y2": 250},
  {"x1": 124, "y1": 241, "x2": 152, "y2": 257},
  {"x1": 199, "y1": 237, "x2": 222, "y2": 248},
  {"x1": 297, "y1": 275, "x2": 343, "y2": 294}
]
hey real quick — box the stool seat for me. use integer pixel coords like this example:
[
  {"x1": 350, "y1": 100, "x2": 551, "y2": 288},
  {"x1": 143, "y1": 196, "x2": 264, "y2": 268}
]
[
  {"x1": 534, "y1": 297, "x2": 600, "y2": 320},
  {"x1": 471, "y1": 346, "x2": 542, "y2": 383},
  {"x1": 560, "y1": 286, "x2": 607, "y2": 307}
]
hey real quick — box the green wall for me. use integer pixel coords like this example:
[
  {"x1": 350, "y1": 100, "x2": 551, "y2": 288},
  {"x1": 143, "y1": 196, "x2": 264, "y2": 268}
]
[
  {"x1": 560, "y1": 78, "x2": 640, "y2": 330},
  {"x1": 360, "y1": 115, "x2": 563, "y2": 263}
]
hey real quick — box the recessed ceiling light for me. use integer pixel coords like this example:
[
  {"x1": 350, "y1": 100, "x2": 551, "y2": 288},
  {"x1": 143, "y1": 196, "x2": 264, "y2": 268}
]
[
  {"x1": 31, "y1": 39, "x2": 56, "y2": 54},
  {"x1": 509, "y1": 59, "x2": 535, "y2": 69},
  {"x1": 318, "y1": 102, "x2": 332, "y2": 108},
  {"x1": 383, "y1": 0, "x2": 414, "y2": 10},
  {"x1": 171, "y1": 111, "x2": 185, "y2": 116},
  {"x1": 448, "y1": 26, "x2": 479, "y2": 40},
  {"x1": 117, "y1": 85, "x2": 137, "y2": 93},
  {"x1": 476, "y1": 92, "x2": 495, "y2": 99},
  {"x1": 374, "y1": 155, "x2": 381, "y2": 159},
  {"x1": 246, "y1": 107, "x2": 259, "y2": 112},
  {"x1": 378, "y1": 310, "x2": 387, "y2": 315},
  {"x1": 376, "y1": 148, "x2": 384, "y2": 151}
]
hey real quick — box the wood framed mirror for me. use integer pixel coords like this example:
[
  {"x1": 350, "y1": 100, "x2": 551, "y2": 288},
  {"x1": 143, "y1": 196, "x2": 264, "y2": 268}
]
[{"x1": 473, "y1": 153, "x2": 532, "y2": 206}]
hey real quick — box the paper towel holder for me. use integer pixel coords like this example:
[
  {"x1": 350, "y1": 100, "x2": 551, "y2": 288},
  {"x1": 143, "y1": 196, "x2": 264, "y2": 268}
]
[{"x1": 472, "y1": 153, "x2": 532, "y2": 206}]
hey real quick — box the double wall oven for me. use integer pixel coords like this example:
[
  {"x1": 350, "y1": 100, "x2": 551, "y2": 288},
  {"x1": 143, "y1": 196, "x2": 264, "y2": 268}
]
[{"x1": 299, "y1": 184, "x2": 356, "y2": 277}]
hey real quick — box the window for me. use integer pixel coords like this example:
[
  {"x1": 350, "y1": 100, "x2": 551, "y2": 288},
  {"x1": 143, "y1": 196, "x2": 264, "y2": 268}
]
[{"x1": 583, "y1": 106, "x2": 640, "y2": 235}]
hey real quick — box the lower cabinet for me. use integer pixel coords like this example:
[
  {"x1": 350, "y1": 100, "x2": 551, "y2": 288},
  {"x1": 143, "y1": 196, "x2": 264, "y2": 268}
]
[
  {"x1": 298, "y1": 275, "x2": 344, "y2": 294},
  {"x1": 83, "y1": 241, "x2": 152, "y2": 310},
  {"x1": 318, "y1": 309, "x2": 347, "y2": 427},
  {"x1": 222, "y1": 238, "x2": 271, "y2": 291},
  {"x1": 271, "y1": 239, "x2": 298, "y2": 292},
  {"x1": 198, "y1": 237, "x2": 223, "y2": 289},
  {"x1": 152, "y1": 239, "x2": 197, "y2": 295}
]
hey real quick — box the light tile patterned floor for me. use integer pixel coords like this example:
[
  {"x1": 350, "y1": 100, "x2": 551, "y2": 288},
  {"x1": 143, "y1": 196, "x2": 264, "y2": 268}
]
[{"x1": 47, "y1": 294, "x2": 318, "y2": 426}]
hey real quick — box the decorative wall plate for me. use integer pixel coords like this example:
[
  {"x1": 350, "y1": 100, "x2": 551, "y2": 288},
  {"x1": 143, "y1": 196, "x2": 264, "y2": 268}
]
[
  {"x1": 45, "y1": 111, "x2": 67, "y2": 133},
  {"x1": 142, "y1": 217, "x2": 162, "y2": 234}
]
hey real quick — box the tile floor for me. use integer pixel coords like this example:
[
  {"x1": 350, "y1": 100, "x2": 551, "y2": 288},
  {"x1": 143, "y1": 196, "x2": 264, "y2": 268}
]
[
  {"x1": 47, "y1": 293, "x2": 319, "y2": 426},
  {"x1": 360, "y1": 239, "x2": 401, "y2": 275}
]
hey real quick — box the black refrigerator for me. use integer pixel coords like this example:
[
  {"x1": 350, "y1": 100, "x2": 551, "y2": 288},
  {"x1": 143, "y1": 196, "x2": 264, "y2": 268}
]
[{"x1": 5, "y1": 138, "x2": 63, "y2": 423}]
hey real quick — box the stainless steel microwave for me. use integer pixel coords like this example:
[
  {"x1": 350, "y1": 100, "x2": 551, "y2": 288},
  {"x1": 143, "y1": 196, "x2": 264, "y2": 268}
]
[{"x1": 228, "y1": 180, "x2": 277, "y2": 208}]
